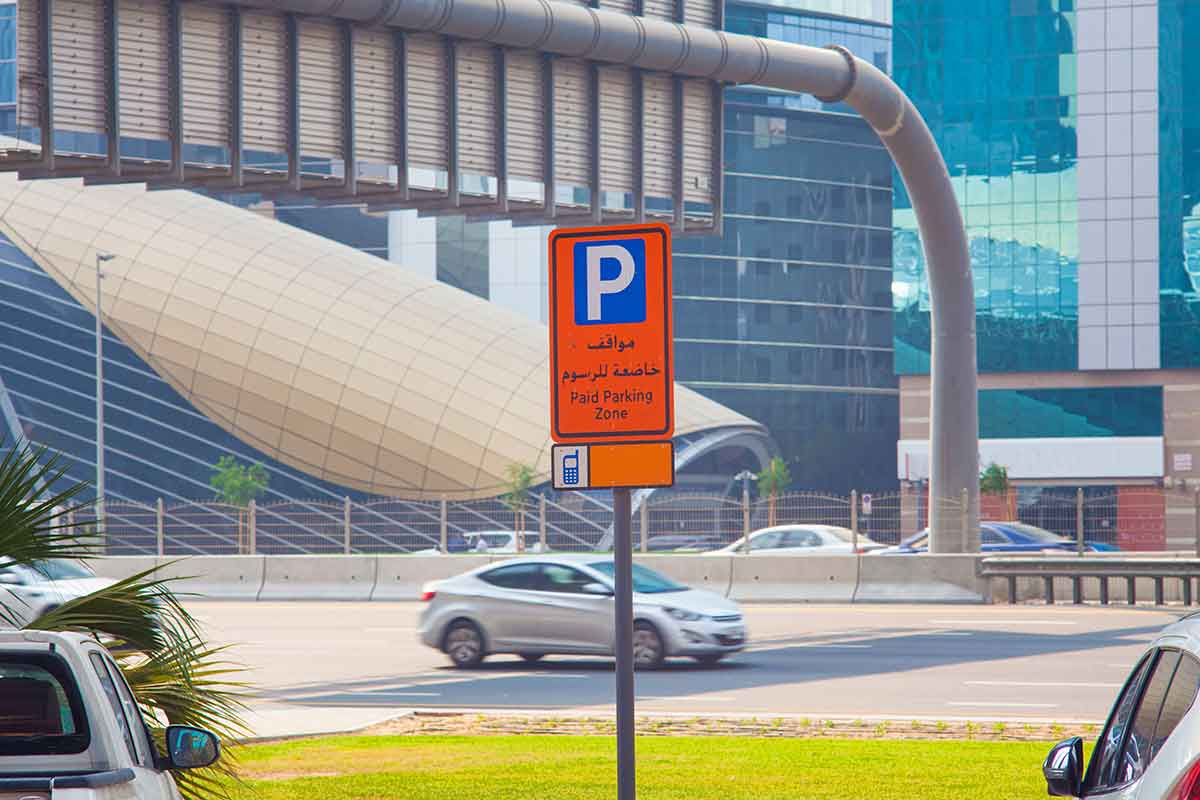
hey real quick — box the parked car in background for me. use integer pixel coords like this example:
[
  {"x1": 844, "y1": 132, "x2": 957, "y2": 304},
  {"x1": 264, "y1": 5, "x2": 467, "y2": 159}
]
[
  {"x1": 414, "y1": 530, "x2": 549, "y2": 555},
  {"x1": 645, "y1": 534, "x2": 725, "y2": 553},
  {"x1": 1043, "y1": 612, "x2": 1200, "y2": 799},
  {"x1": 715, "y1": 524, "x2": 888, "y2": 555},
  {"x1": 881, "y1": 521, "x2": 1121, "y2": 555},
  {"x1": 0, "y1": 630, "x2": 221, "y2": 798},
  {"x1": 0, "y1": 559, "x2": 116, "y2": 624},
  {"x1": 418, "y1": 555, "x2": 746, "y2": 669}
]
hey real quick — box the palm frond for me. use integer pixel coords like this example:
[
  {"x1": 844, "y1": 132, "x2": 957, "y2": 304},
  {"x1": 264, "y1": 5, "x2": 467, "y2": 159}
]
[{"x1": 0, "y1": 440, "x2": 95, "y2": 566}]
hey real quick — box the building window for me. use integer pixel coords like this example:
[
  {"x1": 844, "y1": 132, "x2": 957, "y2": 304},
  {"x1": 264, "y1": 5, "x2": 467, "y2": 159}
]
[{"x1": 0, "y1": 3, "x2": 15, "y2": 107}]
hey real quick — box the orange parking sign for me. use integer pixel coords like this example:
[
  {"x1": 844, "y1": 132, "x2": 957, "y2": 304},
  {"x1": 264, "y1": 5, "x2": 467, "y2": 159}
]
[{"x1": 548, "y1": 223, "x2": 673, "y2": 443}]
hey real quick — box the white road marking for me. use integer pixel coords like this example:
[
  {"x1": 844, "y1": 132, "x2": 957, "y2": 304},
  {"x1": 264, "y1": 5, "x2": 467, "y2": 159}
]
[
  {"x1": 929, "y1": 619, "x2": 1077, "y2": 626},
  {"x1": 965, "y1": 681, "x2": 1121, "y2": 689},
  {"x1": 947, "y1": 702, "x2": 1059, "y2": 708}
]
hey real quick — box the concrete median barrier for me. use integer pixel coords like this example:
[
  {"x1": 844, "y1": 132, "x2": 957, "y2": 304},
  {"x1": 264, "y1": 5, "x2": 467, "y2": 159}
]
[
  {"x1": 728, "y1": 555, "x2": 859, "y2": 602},
  {"x1": 151, "y1": 555, "x2": 266, "y2": 600},
  {"x1": 635, "y1": 555, "x2": 733, "y2": 597},
  {"x1": 258, "y1": 555, "x2": 377, "y2": 600},
  {"x1": 89, "y1": 556, "x2": 160, "y2": 582},
  {"x1": 371, "y1": 555, "x2": 494, "y2": 601},
  {"x1": 854, "y1": 554, "x2": 986, "y2": 603}
]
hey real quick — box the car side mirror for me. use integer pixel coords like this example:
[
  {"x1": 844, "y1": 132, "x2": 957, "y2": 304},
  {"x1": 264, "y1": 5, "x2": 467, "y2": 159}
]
[
  {"x1": 165, "y1": 725, "x2": 220, "y2": 770},
  {"x1": 582, "y1": 582, "x2": 613, "y2": 596},
  {"x1": 1043, "y1": 737, "x2": 1083, "y2": 797}
]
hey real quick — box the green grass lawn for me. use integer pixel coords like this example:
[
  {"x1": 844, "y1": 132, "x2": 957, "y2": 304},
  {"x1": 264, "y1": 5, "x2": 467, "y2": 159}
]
[{"x1": 227, "y1": 735, "x2": 1055, "y2": 799}]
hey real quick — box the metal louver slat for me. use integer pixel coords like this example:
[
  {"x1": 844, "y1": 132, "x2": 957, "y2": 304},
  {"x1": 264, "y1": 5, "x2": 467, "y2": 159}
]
[
  {"x1": 241, "y1": 11, "x2": 288, "y2": 155},
  {"x1": 641, "y1": 0, "x2": 676, "y2": 20},
  {"x1": 553, "y1": 57, "x2": 588, "y2": 189},
  {"x1": 352, "y1": 26, "x2": 394, "y2": 165},
  {"x1": 598, "y1": 66, "x2": 634, "y2": 202},
  {"x1": 601, "y1": 0, "x2": 637, "y2": 14},
  {"x1": 17, "y1": 0, "x2": 42, "y2": 133},
  {"x1": 118, "y1": 0, "x2": 169, "y2": 141},
  {"x1": 641, "y1": 72, "x2": 674, "y2": 200},
  {"x1": 52, "y1": 0, "x2": 105, "y2": 136},
  {"x1": 297, "y1": 18, "x2": 343, "y2": 161},
  {"x1": 684, "y1": 0, "x2": 715, "y2": 27},
  {"x1": 406, "y1": 33, "x2": 447, "y2": 173},
  {"x1": 456, "y1": 41, "x2": 495, "y2": 180},
  {"x1": 682, "y1": 78, "x2": 713, "y2": 205},
  {"x1": 504, "y1": 49, "x2": 542, "y2": 184},
  {"x1": 180, "y1": 3, "x2": 230, "y2": 149}
]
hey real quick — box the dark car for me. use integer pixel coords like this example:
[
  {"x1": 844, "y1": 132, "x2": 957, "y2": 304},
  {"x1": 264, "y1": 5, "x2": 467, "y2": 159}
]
[
  {"x1": 884, "y1": 520, "x2": 1120, "y2": 554},
  {"x1": 645, "y1": 534, "x2": 724, "y2": 552}
]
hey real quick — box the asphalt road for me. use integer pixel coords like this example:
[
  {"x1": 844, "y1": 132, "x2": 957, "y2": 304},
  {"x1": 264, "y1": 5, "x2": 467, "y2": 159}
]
[{"x1": 190, "y1": 602, "x2": 1181, "y2": 728}]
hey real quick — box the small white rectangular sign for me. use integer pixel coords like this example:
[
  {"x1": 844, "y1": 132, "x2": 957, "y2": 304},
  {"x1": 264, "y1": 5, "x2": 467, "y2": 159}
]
[
  {"x1": 1175, "y1": 452, "x2": 1193, "y2": 472},
  {"x1": 553, "y1": 445, "x2": 589, "y2": 490}
]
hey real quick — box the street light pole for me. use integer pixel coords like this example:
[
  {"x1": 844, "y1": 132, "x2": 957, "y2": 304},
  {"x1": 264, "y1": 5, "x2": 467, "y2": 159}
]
[{"x1": 95, "y1": 252, "x2": 114, "y2": 545}]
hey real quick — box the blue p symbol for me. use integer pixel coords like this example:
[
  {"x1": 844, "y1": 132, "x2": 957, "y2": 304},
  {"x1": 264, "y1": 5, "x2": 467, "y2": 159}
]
[{"x1": 573, "y1": 240, "x2": 646, "y2": 325}]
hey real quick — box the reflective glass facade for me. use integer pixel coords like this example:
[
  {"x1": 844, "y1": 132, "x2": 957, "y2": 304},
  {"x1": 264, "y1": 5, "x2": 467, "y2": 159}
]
[
  {"x1": 675, "y1": 3, "x2": 896, "y2": 492},
  {"x1": 978, "y1": 387, "x2": 1163, "y2": 439},
  {"x1": 1160, "y1": 1, "x2": 1200, "y2": 366},
  {"x1": 892, "y1": 0, "x2": 1080, "y2": 376}
]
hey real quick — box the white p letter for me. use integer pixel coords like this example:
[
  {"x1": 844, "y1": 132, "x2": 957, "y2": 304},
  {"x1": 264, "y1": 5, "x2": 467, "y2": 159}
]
[{"x1": 586, "y1": 245, "x2": 635, "y2": 321}]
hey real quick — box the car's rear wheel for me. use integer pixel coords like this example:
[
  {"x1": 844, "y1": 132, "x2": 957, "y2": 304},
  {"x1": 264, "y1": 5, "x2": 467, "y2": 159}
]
[
  {"x1": 444, "y1": 620, "x2": 485, "y2": 668},
  {"x1": 519, "y1": 653, "x2": 545, "y2": 663},
  {"x1": 692, "y1": 653, "x2": 725, "y2": 666},
  {"x1": 633, "y1": 621, "x2": 665, "y2": 670}
]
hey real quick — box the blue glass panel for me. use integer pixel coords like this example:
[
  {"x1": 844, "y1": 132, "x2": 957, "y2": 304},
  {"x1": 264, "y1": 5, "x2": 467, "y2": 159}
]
[{"x1": 978, "y1": 388, "x2": 1163, "y2": 439}]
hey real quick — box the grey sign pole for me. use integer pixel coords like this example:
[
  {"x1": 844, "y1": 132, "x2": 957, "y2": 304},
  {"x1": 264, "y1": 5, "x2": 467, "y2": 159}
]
[{"x1": 611, "y1": 486, "x2": 636, "y2": 800}]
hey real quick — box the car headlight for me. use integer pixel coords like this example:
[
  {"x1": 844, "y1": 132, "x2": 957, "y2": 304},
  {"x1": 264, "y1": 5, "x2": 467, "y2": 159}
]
[{"x1": 664, "y1": 607, "x2": 704, "y2": 621}]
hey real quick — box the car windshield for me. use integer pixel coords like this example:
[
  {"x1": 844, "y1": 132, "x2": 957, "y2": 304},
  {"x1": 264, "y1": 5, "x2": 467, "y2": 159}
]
[
  {"x1": 471, "y1": 534, "x2": 513, "y2": 548},
  {"x1": 0, "y1": 654, "x2": 89, "y2": 755},
  {"x1": 995, "y1": 522, "x2": 1065, "y2": 544},
  {"x1": 588, "y1": 562, "x2": 687, "y2": 594},
  {"x1": 31, "y1": 560, "x2": 95, "y2": 581}
]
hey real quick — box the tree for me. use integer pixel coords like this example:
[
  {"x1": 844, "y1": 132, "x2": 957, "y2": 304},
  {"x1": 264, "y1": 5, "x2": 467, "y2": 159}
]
[
  {"x1": 1, "y1": 441, "x2": 248, "y2": 800},
  {"x1": 210, "y1": 456, "x2": 269, "y2": 554},
  {"x1": 501, "y1": 463, "x2": 536, "y2": 552},
  {"x1": 979, "y1": 461, "x2": 1014, "y2": 519},
  {"x1": 757, "y1": 457, "x2": 792, "y2": 528},
  {"x1": 979, "y1": 462, "x2": 1009, "y2": 494}
]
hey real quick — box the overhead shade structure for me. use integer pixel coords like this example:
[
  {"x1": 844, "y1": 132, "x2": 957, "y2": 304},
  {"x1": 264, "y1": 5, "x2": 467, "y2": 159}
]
[
  {"x1": 7, "y1": 0, "x2": 724, "y2": 234},
  {"x1": 0, "y1": 174, "x2": 759, "y2": 499}
]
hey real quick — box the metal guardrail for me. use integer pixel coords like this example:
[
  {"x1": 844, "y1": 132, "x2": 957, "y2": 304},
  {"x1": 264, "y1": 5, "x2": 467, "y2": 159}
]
[{"x1": 979, "y1": 557, "x2": 1200, "y2": 606}]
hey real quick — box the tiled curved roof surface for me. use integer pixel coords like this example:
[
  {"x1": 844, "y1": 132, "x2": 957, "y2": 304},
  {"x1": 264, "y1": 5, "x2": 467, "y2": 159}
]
[{"x1": 0, "y1": 177, "x2": 760, "y2": 499}]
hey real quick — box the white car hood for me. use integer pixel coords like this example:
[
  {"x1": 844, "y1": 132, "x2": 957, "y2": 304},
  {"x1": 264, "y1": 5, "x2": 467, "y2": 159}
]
[
  {"x1": 40, "y1": 577, "x2": 117, "y2": 601},
  {"x1": 635, "y1": 587, "x2": 739, "y2": 617}
]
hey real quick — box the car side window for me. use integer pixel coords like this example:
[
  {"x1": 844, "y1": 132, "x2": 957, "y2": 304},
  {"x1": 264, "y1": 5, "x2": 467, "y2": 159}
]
[
  {"x1": 1151, "y1": 652, "x2": 1200, "y2": 760},
  {"x1": 540, "y1": 565, "x2": 595, "y2": 594},
  {"x1": 479, "y1": 563, "x2": 540, "y2": 590},
  {"x1": 783, "y1": 530, "x2": 819, "y2": 548},
  {"x1": 89, "y1": 652, "x2": 140, "y2": 765},
  {"x1": 1085, "y1": 651, "x2": 1158, "y2": 793},
  {"x1": 100, "y1": 655, "x2": 157, "y2": 768},
  {"x1": 750, "y1": 532, "x2": 783, "y2": 551},
  {"x1": 1115, "y1": 650, "x2": 1180, "y2": 787},
  {"x1": 980, "y1": 528, "x2": 1005, "y2": 545}
]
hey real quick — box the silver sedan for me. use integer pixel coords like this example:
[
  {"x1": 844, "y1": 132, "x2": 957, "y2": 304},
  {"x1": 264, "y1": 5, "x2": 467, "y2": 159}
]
[{"x1": 418, "y1": 555, "x2": 746, "y2": 669}]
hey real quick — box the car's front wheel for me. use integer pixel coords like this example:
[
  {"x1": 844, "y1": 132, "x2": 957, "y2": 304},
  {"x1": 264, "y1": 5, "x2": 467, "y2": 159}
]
[
  {"x1": 444, "y1": 620, "x2": 485, "y2": 668},
  {"x1": 633, "y1": 620, "x2": 665, "y2": 670}
]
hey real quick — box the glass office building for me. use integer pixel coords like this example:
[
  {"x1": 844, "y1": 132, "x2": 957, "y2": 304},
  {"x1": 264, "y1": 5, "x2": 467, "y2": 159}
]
[
  {"x1": 675, "y1": 2, "x2": 897, "y2": 491},
  {"x1": 893, "y1": 0, "x2": 1200, "y2": 547}
]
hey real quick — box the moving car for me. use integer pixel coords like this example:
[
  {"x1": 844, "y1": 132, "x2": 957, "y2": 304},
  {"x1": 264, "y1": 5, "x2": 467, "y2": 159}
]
[
  {"x1": 881, "y1": 521, "x2": 1121, "y2": 554},
  {"x1": 414, "y1": 530, "x2": 549, "y2": 555},
  {"x1": 1043, "y1": 612, "x2": 1200, "y2": 799},
  {"x1": 0, "y1": 629, "x2": 221, "y2": 799},
  {"x1": 418, "y1": 555, "x2": 746, "y2": 669},
  {"x1": 0, "y1": 559, "x2": 116, "y2": 623},
  {"x1": 715, "y1": 524, "x2": 888, "y2": 555}
]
